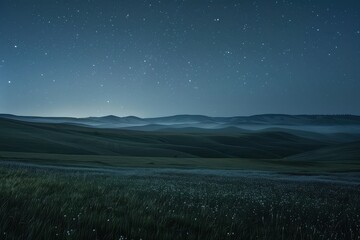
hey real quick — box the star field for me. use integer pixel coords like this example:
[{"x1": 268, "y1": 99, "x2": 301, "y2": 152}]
[{"x1": 1, "y1": 0, "x2": 360, "y2": 117}]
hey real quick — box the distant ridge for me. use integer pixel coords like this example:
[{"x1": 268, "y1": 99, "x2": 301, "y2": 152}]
[
  {"x1": 1, "y1": 113, "x2": 359, "y2": 120},
  {"x1": 1, "y1": 113, "x2": 360, "y2": 133}
]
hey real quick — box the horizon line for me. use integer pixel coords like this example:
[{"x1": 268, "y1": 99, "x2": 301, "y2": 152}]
[{"x1": 1, "y1": 112, "x2": 359, "y2": 119}]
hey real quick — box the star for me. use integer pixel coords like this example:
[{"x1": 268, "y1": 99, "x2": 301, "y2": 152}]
[{"x1": 0, "y1": 0, "x2": 358, "y2": 117}]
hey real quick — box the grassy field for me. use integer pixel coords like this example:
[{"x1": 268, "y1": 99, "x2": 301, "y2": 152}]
[
  {"x1": 1, "y1": 151, "x2": 360, "y2": 173},
  {"x1": 1, "y1": 117, "x2": 360, "y2": 239},
  {"x1": 0, "y1": 165, "x2": 359, "y2": 240}
]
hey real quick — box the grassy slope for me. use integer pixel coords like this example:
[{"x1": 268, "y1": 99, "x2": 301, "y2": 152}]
[
  {"x1": 0, "y1": 117, "x2": 359, "y2": 172},
  {"x1": 0, "y1": 118, "x2": 337, "y2": 158},
  {"x1": 287, "y1": 141, "x2": 360, "y2": 161},
  {"x1": 0, "y1": 151, "x2": 359, "y2": 173}
]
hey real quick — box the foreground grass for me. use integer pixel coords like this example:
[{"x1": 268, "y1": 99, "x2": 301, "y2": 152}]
[{"x1": 0, "y1": 166, "x2": 359, "y2": 240}]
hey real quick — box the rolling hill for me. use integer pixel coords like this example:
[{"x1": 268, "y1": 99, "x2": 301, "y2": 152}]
[
  {"x1": 1, "y1": 114, "x2": 360, "y2": 133},
  {"x1": 1, "y1": 117, "x2": 359, "y2": 161}
]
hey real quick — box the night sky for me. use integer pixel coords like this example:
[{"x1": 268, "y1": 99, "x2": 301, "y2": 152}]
[{"x1": 1, "y1": 0, "x2": 360, "y2": 117}]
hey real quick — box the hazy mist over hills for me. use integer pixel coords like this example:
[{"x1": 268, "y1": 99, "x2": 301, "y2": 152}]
[{"x1": 1, "y1": 113, "x2": 360, "y2": 133}]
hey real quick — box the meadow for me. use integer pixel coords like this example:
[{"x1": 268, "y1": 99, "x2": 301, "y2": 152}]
[
  {"x1": 1, "y1": 116, "x2": 360, "y2": 239},
  {"x1": 0, "y1": 165, "x2": 359, "y2": 240}
]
